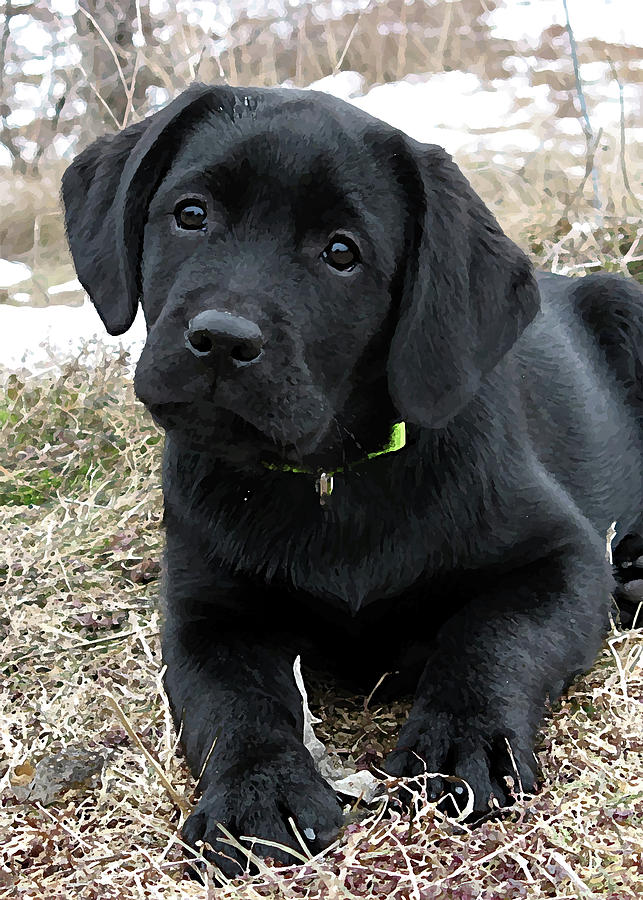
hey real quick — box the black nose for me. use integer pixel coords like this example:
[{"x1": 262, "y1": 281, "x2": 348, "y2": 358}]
[{"x1": 185, "y1": 310, "x2": 264, "y2": 364}]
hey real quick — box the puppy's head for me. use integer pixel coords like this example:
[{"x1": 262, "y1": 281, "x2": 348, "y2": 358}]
[{"x1": 62, "y1": 84, "x2": 539, "y2": 466}]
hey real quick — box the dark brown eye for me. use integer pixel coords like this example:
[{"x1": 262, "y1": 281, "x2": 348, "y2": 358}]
[
  {"x1": 174, "y1": 199, "x2": 207, "y2": 230},
  {"x1": 322, "y1": 235, "x2": 360, "y2": 272}
]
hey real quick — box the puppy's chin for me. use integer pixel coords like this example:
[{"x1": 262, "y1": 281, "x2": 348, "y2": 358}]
[
  {"x1": 146, "y1": 402, "x2": 191, "y2": 429},
  {"x1": 145, "y1": 401, "x2": 332, "y2": 469}
]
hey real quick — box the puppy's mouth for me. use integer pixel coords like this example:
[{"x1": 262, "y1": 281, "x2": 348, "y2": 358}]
[
  {"x1": 147, "y1": 401, "x2": 189, "y2": 420},
  {"x1": 145, "y1": 401, "x2": 330, "y2": 466}
]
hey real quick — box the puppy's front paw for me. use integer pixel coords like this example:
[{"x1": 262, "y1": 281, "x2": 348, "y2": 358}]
[
  {"x1": 182, "y1": 741, "x2": 343, "y2": 877},
  {"x1": 384, "y1": 708, "x2": 538, "y2": 817}
]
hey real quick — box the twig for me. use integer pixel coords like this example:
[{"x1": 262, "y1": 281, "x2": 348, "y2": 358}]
[
  {"x1": 121, "y1": 48, "x2": 143, "y2": 128},
  {"x1": 0, "y1": 0, "x2": 17, "y2": 168},
  {"x1": 436, "y1": 0, "x2": 454, "y2": 71},
  {"x1": 213, "y1": 50, "x2": 228, "y2": 83},
  {"x1": 364, "y1": 671, "x2": 392, "y2": 710},
  {"x1": 606, "y1": 521, "x2": 617, "y2": 564},
  {"x1": 323, "y1": 22, "x2": 339, "y2": 70},
  {"x1": 134, "y1": 0, "x2": 145, "y2": 46},
  {"x1": 2, "y1": 628, "x2": 160, "y2": 666},
  {"x1": 286, "y1": 817, "x2": 314, "y2": 861},
  {"x1": 605, "y1": 54, "x2": 642, "y2": 212},
  {"x1": 562, "y1": 0, "x2": 602, "y2": 217},
  {"x1": 619, "y1": 228, "x2": 643, "y2": 275},
  {"x1": 78, "y1": 63, "x2": 121, "y2": 129},
  {"x1": 333, "y1": 14, "x2": 362, "y2": 76},
  {"x1": 550, "y1": 850, "x2": 596, "y2": 897},
  {"x1": 562, "y1": 126, "x2": 603, "y2": 220},
  {"x1": 192, "y1": 41, "x2": 209, "y2": 80},
  {"x1": 439, "y1": 810, "x2": 567, "y2": 883},
  {"x1": 396, "y1": 0, "x2": 407, "y2": 80},
  {"x1": 36, "y1": 803, "x2": 93, "y2": 851},
  {"x1": 106, "y1": 692, "x2": 191, "y2": 816},
  {"x1": 606, "y1": 635, "x2": 630, "y2": 702},
  {"x1": 78, "y1": 5, "x2": 129, "y2": 98},
  {"x1": 389, "y1": 829, "x2": 422, "y2": 900},
  {"x1": 196, "y1": 731, "x2": 220, "y2": 787}
]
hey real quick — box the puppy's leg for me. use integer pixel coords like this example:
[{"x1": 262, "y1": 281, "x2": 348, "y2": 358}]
[
  {"x1": 385, "y1": 541, "x2": 612, "y2": 815},
  {"x1": 162, "y1": 532, "x2": 342, "y2": 875}
]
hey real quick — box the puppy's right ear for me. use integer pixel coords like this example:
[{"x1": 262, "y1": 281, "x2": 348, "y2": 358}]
[
  {"x1": 61, "y1": 84, "x2": 223, "y2": 335},
  {"x1": 386, "y1": 137, "x2": 540, "y2": 428}
]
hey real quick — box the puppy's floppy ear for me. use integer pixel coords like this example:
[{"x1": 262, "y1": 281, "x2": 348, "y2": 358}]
[
  {"x1": 61, "y1": 83, "x2": 227, "y2": 335},
  {"x1": 387, "y1": 138, "x2": 540, "y2": 428}
]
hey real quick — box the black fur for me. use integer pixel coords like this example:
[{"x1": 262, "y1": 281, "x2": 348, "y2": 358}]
[{"x1": 62, "y1": 85, "x2": 643, "y2": 875}]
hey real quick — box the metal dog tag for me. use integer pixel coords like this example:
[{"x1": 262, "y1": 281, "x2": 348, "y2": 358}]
[{"x1": 317, "y1": 472, "x2": 333, "y2": 505}]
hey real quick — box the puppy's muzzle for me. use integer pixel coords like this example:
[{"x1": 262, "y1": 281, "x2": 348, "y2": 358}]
[{"x1": 185, "y1": 310, "x2": 264, "y2": 367}]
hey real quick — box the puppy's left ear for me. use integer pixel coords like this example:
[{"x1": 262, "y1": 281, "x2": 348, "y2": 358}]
[
  {"x1": 387, "y1": 138, "x2": 540, "y2": 428},
  {"x1": 61, "y1": 83, "x2": 224, "y2": 335}
]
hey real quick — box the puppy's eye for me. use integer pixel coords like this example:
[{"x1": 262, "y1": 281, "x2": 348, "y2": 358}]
[
  {"x1": 174, "y1": 199, "x2": 207, "y2": 230},
  {"x1": 322, "y1": 235, "x2": 360, "y2": 272}
]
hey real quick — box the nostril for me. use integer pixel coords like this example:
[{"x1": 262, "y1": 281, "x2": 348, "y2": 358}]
[
  {"x1": 230, "y1": 343, "x2": 261, "y2": 363},
  {"x1": 185, "y1": 311, "x2": 264, "y2": 364},
  {"x1": 187, "y1": 330, "x2": 213, "y2": 355}
]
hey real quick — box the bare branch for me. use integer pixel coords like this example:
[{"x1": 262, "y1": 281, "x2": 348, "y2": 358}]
[
  {"x1": 605, "y1": 53, "x2": 642, "y2": 213},
  {"x1": 77, "y1": 3, "x2": 130, "y2": 100},
  {"x1": 562, "y1": 0, "x2": 602, "y2": 217}
]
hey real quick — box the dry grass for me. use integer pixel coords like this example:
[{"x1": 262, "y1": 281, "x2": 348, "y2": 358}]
[
  {"x1": 1, "y1": 189, "x2": 643, "y2": 898},
  {"x1": 1, "y1": 335, "x2": 642, "y2": 898}
]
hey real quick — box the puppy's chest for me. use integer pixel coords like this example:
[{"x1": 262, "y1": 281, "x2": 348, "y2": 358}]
[{"x1": 213, "y1": 488, "x2": 437, "y2": 612}]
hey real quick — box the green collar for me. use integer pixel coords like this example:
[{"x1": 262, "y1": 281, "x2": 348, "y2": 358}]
[{"x1": 261, "y1": 421, "x2": 407, "y2": 505}]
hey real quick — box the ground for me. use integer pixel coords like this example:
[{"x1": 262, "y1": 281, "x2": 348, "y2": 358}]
[{"x1": 0, "y1": 336, "x2": 642, "y2": 899}]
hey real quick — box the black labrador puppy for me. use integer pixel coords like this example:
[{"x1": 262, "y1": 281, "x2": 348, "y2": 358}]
[{"x1": 62, "y1": 84, "x2": 643, "y2": 872}]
